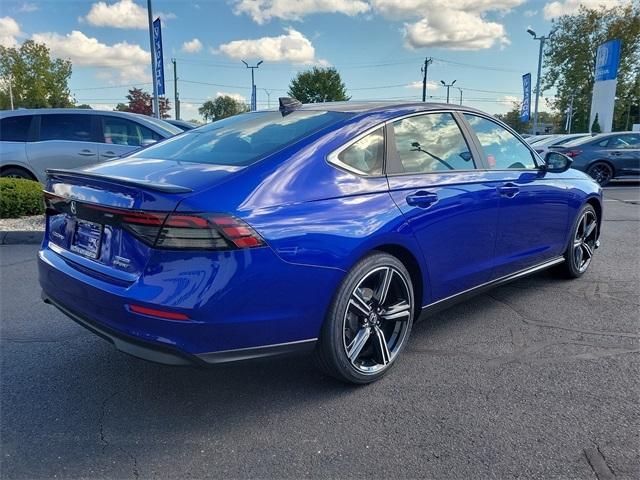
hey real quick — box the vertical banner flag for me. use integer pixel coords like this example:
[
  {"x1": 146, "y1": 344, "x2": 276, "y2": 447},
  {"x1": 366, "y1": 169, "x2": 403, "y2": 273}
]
[
  {"x1": 589, "y1": 39, "x2": 621, "y2": 133},
  {"x1": 520, "y1": 73, "x2": 531, "y2": 122},
  {"x1": 152, "y1": 18, "x2": 165, "y2": 96}
]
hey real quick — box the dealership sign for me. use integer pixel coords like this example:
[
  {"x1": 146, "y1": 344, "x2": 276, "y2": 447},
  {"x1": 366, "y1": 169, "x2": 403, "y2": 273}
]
[
  {"x1": 520, "y1": 73, "x2": 531, "y2": 122},
  {"x1": 153, "y1": 17, "x2": 165, "y2": 96},
  {"x1": 589, "y1": 39, "x2": 621, "y2": 133}
]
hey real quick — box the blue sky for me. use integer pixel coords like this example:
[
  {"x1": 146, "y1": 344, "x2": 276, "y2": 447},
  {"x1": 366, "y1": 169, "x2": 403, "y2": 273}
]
[{"x1": 0, "y1": 0, "x2": 626, "y2": 120}]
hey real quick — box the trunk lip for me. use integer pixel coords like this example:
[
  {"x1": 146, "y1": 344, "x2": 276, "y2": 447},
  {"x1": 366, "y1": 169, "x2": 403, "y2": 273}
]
[{"x1": 45, "y1": 168, "x2": 194, "y2": 194}]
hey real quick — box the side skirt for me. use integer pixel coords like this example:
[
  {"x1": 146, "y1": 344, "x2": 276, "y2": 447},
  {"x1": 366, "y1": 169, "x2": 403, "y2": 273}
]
[{"x1": 418, "y1": 257, "x2": 565, "y2": 320}]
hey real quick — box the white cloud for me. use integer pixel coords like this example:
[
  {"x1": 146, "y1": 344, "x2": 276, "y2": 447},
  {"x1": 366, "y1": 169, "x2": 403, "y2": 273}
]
[
  {"x1": 404, "y1": 11, "x2": 509, "y2": 50},
  {"x1": 406, "y1": 80, "x2": 439, "y2": 90},
  {"x1": 543, "y1": 0, "x2": 626, "y2": 19},
  {"x1": 216, "y1": 92, "x2": 248, "y2": 104},
  {"x1": 371, "y1": 0, "x2": 525, "y2": 18},
  {"x1": 16, "y1": 2, "x2": 39, "y2": 13},
  {"x1": 31, "y1": 30, "x2": 149, "y2": 83},
  {"x1": 181, "y1": 38, "x2": 202, "y2": 53},
  {"x1": 500, "y1": 95, "x2": 520, "y2": 106},
  {"x1": 523, "y1": 9, "x2": 538, "y2": 17},
  {"x1": 82, "y1": 0, "x2": 175, "y2": 29},
  {"x1": 233, "y1": 0, "x2": 370, "y2": 24},
  {"x1": 217, "y1": 28, "x2": 318, "y2": 63},
  {"x1": 0, "y1": 16, "x2": 22, "y2": 47}
]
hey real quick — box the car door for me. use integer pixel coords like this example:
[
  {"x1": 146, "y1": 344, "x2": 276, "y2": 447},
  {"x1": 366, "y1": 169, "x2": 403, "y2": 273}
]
[
  {"x1": 606, "y1": 133, "x2": 640, "y2": 176},
  {"x1": 98, "y1": 116, "x2": 162, "y2": 161},
  {"x1": 25, "y1": 113, "x2": 101, "y2": 180},
  {"x1": 461, "y1": 114, "x2": 572, "y2": 279},
  {"x1": 385, "y1": 111, "x2": 499, "y2": 302}
]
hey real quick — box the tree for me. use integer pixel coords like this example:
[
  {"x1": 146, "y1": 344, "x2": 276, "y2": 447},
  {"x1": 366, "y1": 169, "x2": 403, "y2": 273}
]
[
  {"x1": 0, "y1": 40, "x2": 72, "y2": 109},
  {"x1": 115, "y1": 88, "x2": 170, "y2": 117},
  {"x1": 288, "y1": 67, "x2": 349, "y2": 103},
  {"x1": 76, "y1": 104, "x2": 92, "y2": 109},
  {"x1": 495, "y1": 101, "x2": 562, "y2": 134},
  {"x1": 591, "y1": 113, "x2": 602, "y2": 133},
  {"x1": 543, "y1": 4, "x2": 640, "y2": 132},
  {"x1": 198, "y1": 96, "x2": 248, "y2": 122}
]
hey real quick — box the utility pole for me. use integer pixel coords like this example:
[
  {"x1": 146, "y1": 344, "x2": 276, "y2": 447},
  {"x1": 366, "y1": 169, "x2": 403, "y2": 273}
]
[
  {"x1": 457, "y1": 87, "x2": 463, "y2": 106},
  {"x1": 171, "y1": 58, "x2": 180, "y2": 120},
  {"x1": 527, "y1": 28, "x2": 548, "y2": 135},
  {"x1": 421, "y1": 57, "x2": 433, "y2": 102},
  {"x1": 440, "y1": 79, "x2": 456, "y2": 103},
  {"x1": 147, "y1": 0, "x2": 159, "y2": 117},
  {"x1": 242, "y1": 60, "x2": 263, "y2": 111}
]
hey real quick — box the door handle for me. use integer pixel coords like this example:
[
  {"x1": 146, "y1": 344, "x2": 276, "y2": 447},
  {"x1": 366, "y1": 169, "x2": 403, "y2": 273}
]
[
  {"x1": 102, "y1": 151, "x2": 118, "y2": 158},
  {"x1": 78, "y1": 149, "x2": 96, "y2": 157},
  {"x1": 406, "y1": 191, "x2": 438, "y2": 208},
  {"x1": 497, "y1": 183, "x2": 519, "y2": 198},
  {"x1": 610, "y1": 151, "x2": 623, "y2": 156}
]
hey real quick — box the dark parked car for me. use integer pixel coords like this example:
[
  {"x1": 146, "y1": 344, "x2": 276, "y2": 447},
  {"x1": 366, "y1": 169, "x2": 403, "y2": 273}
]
[
  {"x1": 165, "y1": 119, "x2": 198, "y2": 131},
  {"x1": 551, "y1": 132, "x2": 640, "y2": 186},
  {"x1": 39, "y1": 100, "x2": 602, "y2": 384},
  {"x1": 0, "y1": 109, "x2": 182, "y2": 182}
]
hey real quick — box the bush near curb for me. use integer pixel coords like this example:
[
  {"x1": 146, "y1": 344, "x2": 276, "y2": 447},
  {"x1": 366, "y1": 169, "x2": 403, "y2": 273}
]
[{"x1": 0, "y1": 178, "x2": 45, "y2": 219}]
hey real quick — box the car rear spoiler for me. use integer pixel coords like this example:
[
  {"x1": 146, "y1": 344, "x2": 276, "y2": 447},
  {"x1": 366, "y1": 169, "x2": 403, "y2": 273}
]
[{"x1": 45, "y1": 168, "x2": 193, "y2": 194}]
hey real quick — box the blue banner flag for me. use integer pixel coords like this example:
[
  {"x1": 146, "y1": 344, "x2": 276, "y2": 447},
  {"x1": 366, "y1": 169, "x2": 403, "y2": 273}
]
[
  {"x1": 520, "y1": 73, "x2": 531, "y2": 123},
  {"x1": 152, "y1": 17, "x2": 165, "y2": 96}
]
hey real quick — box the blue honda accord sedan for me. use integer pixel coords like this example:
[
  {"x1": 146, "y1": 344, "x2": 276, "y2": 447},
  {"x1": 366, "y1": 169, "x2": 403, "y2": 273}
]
[{"x1": 39, "y1": 100, "x2": 602, "y2": 383}]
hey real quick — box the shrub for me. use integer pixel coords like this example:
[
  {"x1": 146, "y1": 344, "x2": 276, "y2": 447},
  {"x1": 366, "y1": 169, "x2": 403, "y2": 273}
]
[{"x1": 0, "y1": 178, "x2": 45, "y2": 219}]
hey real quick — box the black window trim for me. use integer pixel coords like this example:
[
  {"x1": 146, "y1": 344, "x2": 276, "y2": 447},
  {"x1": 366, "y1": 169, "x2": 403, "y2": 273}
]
[{"x1": 458, "y1": 112, "x2": 545, "y2": 172}]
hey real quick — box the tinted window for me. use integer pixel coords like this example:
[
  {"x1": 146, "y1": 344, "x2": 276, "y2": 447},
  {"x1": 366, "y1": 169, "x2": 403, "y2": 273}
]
[
  {"x1": 609, "y1": 134, "x2": 640, "y2": 149},
  {"x1": 102, "y1": 116, "x2": 161, "y2": 147},
  {"x1": 0, "y1": 115, "x2": 32, "y2": 142},
  {"x1": 464, "y1": 114, "x2": 537, "y2": 169},
  {"x1": 335, "y1": 128, "x2": 384, "y2": 175},
  {"x1": 40, "y1": 114, "x2": 93, "y2": 142},
  {"x1": 133, "y1": 110, "x2": 350, "y2": 166},
  {"x1": 391, "y1": 113, "x2": 474, "y2": 173}
]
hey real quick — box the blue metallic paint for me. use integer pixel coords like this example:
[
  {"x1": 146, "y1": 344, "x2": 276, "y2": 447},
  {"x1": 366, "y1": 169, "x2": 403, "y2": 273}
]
[{"x1": 38, "y1": 103, "x2": 602, "y2": 363}]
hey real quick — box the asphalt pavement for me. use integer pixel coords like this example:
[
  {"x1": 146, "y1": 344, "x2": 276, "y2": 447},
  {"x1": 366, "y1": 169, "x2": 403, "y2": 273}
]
[{"x1": 1, "y1": 182, "x2": 639, "y2": 479}]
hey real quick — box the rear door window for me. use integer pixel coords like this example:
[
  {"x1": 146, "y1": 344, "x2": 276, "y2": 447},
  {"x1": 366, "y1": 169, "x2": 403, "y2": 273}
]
[
  {"x1": 40, "y1": 114, "x2": 94, "y2": 142},
  {"x1": 0, "y1": 115, "x2": 33, "y2": 142},
  {"x1": 102, "y1": 116, "x2": 161, "y2": 147}
]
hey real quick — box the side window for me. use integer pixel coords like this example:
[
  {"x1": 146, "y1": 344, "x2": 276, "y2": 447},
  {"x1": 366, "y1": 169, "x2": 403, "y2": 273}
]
[
  {"x1": 464, "y1": 114, "x2": 538, "y2": 169},
  {"x1": 609, "y1": 134, "x2": 640, "y2": 149},
  {"x1": 391, "y1": 113, "x2": 474, "y2": 173},
  {"x1": 334, "y1": 127, "x2": 384, "y2": 175},
  {"x1": 40, "y1": 114, "x2": 93, "y2": 142},
  {"x1": 102, "y1": 117, "x2": 161, "y2": 147},
  {"x1": 0, "y1": 116, "x2": 32, "y2": 142}
]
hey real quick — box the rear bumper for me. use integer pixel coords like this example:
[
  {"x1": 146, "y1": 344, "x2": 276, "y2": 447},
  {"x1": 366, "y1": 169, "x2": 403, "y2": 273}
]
[{"x1": 43, "y1": 292, "x2": 316, "y2": 366}]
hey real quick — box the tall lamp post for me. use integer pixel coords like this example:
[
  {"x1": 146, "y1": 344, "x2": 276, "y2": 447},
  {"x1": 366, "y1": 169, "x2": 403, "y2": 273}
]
[
  {"x1": 440, "y1": 79, "x2": 456, "y2": 103},
  {"x1": 242, "y1": 60, "x2": 263, "y2": 111},
  {"x1": 456, "y1": 87, "x2": 463, "y2": 106},
  {"x1": 527, "y1": 27, "x2": 548, "y2": 135}
]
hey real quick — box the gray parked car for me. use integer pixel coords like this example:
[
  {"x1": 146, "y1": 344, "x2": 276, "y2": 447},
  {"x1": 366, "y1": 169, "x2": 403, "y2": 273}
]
[
  {"x1": 0, "y1": 109, "x2": 182, "y2": 182},
  {"x1": 550, "y1": 131, "x2": 640, "y2": 186}
]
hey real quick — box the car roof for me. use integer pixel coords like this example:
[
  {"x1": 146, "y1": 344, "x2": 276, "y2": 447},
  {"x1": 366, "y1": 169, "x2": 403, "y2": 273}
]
[{"x1": 289, "y1": 101, "x2": 487, "y2": 115}]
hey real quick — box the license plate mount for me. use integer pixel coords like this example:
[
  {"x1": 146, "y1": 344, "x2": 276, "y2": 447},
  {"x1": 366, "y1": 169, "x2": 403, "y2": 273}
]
[{"x1": 70, "y1": 220, "x2": 103, "y2": 259}]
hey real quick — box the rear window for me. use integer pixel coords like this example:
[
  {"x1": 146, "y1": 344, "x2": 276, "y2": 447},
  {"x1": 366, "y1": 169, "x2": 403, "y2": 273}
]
[
  {"x1": 0, "y1": 115, "x2": 32, "y2": 142},
  {"x1": 562, "y1": 135, "x2": 598, "y2": 147},
  {"x1": 40, "y1": 114, "x2": 93, "y2": 142},
  {"x1": 132, "y1": 110, "x2": 351, "y2": 166}
]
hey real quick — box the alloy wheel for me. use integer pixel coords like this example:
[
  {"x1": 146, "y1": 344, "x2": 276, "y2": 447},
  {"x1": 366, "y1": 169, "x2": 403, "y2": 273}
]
[
  {"x1": 342, "y1": 266, "x2": 412, "y2": 374},
  {"x1": 588, "y1": 163, "x2": 613, "y2": 186},
  {"x1": 573, "y1": 210, "x2": 598, "y2": 273}
]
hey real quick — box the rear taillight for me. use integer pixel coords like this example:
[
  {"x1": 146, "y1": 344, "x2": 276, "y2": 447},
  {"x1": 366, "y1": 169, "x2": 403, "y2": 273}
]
[{"x1": 564, "y1": 149, "x2": 582, "y2": 158}]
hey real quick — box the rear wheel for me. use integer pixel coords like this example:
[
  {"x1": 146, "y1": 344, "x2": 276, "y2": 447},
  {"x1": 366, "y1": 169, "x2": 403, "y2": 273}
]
[
  {"x1": 559, "y1": 204, "x2": 598, "y2": 278},
  {"x1": 314, "y1": 252, "x2": 414, "y2": 384},
  {"x1": 586, "y1": 162, "x2": 613, "y2": 186},
  {"x1": 0, "y1": 167, "x2": 35, "y2": 180}
]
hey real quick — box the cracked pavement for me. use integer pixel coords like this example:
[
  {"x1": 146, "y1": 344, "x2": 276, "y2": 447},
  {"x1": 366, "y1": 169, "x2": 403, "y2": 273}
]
[{"x1": 1, "y1": 182, "x2": 639, "y2": 479}]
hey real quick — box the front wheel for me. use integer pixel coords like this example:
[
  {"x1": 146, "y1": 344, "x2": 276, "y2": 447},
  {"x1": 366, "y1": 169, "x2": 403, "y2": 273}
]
[
  {"x1": 559, "y1": 204, "x2": 599, "y2": 278},
  {"x1": 314, "y1": 252, "x2": 415, "y2": 384}
]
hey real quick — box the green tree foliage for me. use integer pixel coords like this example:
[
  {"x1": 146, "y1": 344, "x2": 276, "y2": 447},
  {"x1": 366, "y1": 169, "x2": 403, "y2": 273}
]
[
  {"x1": 0, "y1": 40, "x2": 72, "y2": 109},
  {"x1": 198, "y1": 96, "x2": 248, "y2": 122},
  {"x1": 115, "y1": 88, "x2": 171, "y2": 117},
  {"x1": 591, "y1": 113, "x2": 602, "y2": 133},
  {"x1": 495, "y1": 102, "x2": 562, "y2": 134},
  {"x1": 543, "y1": 4, "x2": 640, "y2": 132},
  {"x1": 288, "y1": 67, "x2": 349, "y2": 103},
  {"x1": 75, "y1": 104, "x2": 92, "y2": 109}
]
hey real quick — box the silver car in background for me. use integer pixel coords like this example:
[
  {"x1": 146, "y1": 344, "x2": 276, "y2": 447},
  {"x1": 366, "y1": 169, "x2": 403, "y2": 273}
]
[{"x1": 0, "y1": 109, "x2": 182, "y2": 182}]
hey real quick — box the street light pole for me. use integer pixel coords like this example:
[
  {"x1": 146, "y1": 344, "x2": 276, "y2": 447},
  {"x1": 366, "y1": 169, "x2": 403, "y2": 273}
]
[
  {"x1": 440, "y1": 80, "x2": 456, "y2": 103},
  {"x1": 147, "y1": 0, "x2": 159, "y2": 117},
  {"x1": 527, "y1": 28, "x2": 547, "y2": 135},
  {"x1": 457, "y1": 87, "x2": 463, "y2": 106},
  {"x1": 263, "y1": 89, "x2": 273, "y2": 109},
  {"x1": 242, "y1": 60, "x2": 263, "y2": 111}
]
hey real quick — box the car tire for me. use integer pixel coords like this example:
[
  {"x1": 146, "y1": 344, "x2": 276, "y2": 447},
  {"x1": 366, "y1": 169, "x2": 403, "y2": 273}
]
[
  {"x1": 586, "y1": 161, "x2": 614, "y2": 186},
  {"x1": 314, "y1": 252, "x2": 415, "y2": 384},
  {"x1": 0, "y1": 167, "x2": 35, "y2": 180},
  {"x1": 559, "y1": 204, "x2": 598, "y2": 278}
]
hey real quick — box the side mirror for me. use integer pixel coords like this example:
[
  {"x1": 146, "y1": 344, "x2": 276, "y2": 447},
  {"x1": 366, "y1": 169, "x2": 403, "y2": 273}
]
[{"x1": 543, "y1": 151, "x2": 573, "y2": 173}]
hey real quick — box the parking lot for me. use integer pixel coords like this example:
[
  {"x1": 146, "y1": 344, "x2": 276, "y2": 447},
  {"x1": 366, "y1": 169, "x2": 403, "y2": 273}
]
[{"x1": 1, "y1": 183, "x2": 638, "y2": 479}]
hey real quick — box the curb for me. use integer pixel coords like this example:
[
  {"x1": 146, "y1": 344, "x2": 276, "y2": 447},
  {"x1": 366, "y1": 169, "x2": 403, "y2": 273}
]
[{"x1": 0, "y1": 231, "x2": 44, "y2": 245}]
